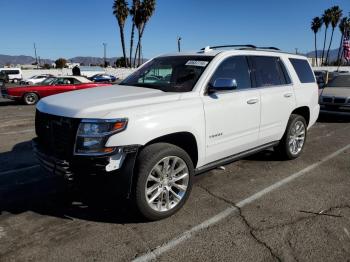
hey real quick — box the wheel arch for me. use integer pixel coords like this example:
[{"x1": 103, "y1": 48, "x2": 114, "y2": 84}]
[
  {"x1": 144, "y1": 131, "x2": 199, "y2": 168},
  {"x1": 291, "y1": 106, "x2": 310, "y2": 126}
]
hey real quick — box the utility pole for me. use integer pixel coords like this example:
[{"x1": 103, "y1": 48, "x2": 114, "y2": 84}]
[
  {"x1": 33, "y1": 43, "x2": 38, "y2": 69},
  {"x1": 177, "y1": 36, "x2": 182, "y2": 52},
  {"x1": 103, "y1": 43, "x2": 107, "y2": 67}
]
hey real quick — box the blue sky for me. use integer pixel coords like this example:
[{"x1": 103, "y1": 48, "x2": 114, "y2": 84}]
[{"x1": 1, "y1": 0, "x2": 349, "y2": 60}]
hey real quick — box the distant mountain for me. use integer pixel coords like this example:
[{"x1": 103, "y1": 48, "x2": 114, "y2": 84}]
[
  {"x1": 0, "y1": 54, "x2": 147, "y2": 67},
  {"x1": 306, "y1": 48, "x2": 341, "y2": 62},
  {"x1": 0, "y1": 54, "x2": 53, "y2": 66}
]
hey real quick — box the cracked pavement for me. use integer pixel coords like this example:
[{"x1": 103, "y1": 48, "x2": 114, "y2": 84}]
[{"x1": 0, "y1": 99, "x2": 350, "y2": 261}]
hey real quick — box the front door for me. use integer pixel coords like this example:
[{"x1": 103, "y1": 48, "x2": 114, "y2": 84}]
[{"x1": 202, "y1": 56, "x2": 261, "y2": 164}]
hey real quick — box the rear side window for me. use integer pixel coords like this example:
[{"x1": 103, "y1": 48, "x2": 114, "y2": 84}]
[
  {"x1": 4, "y1": 70, "x2": 20, "y2": 75},
  {"x1": 289, "y1": 58, "x2": 315, "y2": 83},
  {"x1": 251, "y1": 56, "x2": 290, "y2": 87},
  {"x1": 210, "y1": 56, "x2": 251, "y2": 90}
]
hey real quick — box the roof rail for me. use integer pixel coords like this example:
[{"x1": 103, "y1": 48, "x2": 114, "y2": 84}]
[
  {"x1": 200, "y1": 45, "x2": 257, "y2": 51},
  {"x1": 256, "y1": 46, "x2": 280, "y2": 51},
  {"x1": 200, "y1": 45, "x2": 280, "y2": 52}
]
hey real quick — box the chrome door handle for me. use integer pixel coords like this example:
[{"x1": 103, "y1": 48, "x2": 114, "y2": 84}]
[
  {"x1": 247, "y1": 98, "x2": 259, "y2": 104},
  {"x1": 284, "y1": 93, "x2": 293, "y2": 98}
]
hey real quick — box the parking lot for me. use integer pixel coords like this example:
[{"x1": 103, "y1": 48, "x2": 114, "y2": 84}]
[{"x1": 0, "y1": 97, "x2": 349, "y2": 262}]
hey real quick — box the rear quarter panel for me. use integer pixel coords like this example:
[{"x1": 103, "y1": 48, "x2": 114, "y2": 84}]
[{"x1": 283, "y1": 56, "x2": 320, "y2": 128}]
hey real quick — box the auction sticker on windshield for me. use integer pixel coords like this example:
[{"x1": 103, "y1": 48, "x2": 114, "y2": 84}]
[{"x1": 185, "y1": 60, "x2": 209, "y2": 67}]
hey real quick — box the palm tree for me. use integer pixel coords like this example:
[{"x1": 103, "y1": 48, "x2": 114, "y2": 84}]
[
  {"x1": 325, "y1": 6, "x2": 342, "y2": 64},
  {"x1": 321, "y1": 8, "x2": 332, "y2": 65},
  {"x1": 337, "y1": 17, "x2": 350, "y2": 64},
  {"x1": 113, "y1": 0, "x2": 129, "y2": 67},
  {"x1": 311, "y1": 17, "x2": 322, "y2": 66},
  {"x1": 129, "y1": 0, "x2": 140, "y2": 67},
  {"x1": 134, "y1": 0, "x2": 156, "y2": 66}
]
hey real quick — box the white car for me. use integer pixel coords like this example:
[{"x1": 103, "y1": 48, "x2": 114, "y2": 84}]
[
  {"x1": 33, "y1": 45, "x2": 319, "y2": 220},
  {"x1": 0, "y1": 68, "x2": 23, "y2": 83},
  {"x1": 21, "y1": 74, "x2": 54, "y2": 85}
]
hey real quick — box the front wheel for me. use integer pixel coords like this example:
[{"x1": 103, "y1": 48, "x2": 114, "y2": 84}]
[
  {"x1": 275, "y1": 114, "x2": 307, "y2": 160},
  {"x1": 23, "y1": 92, "x2": 39, "y2": 105},
  {"x1": 134, "y1": 143, "x2": 194, "y2": 221}
]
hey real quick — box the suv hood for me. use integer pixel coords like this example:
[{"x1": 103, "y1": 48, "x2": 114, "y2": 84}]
[
  {"x1": 321, "y1": 86, "x2": 350, "y2": 97},
  {"x1": 37, "y1": 85, "x2": 181, "y2": 118}
]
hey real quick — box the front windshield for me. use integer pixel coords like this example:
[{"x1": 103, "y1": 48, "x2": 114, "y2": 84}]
[
  {"x1": 327, "y1": 75, "x2": 350, "y2": 88},
  {"x1": 120, "y1": 56, "x2": 214, "y2": 92}
]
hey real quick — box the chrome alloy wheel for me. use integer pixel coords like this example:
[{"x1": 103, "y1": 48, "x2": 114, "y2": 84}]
[
  {"x1": 25, "y1": 94, "x2": 37, "y2": 104},
  {"x1": 288, "y1": 120, "x2": 306, "y2": 155},
  {"x1": 145, "y1": 156, "x2": 189, "y2": 212}
]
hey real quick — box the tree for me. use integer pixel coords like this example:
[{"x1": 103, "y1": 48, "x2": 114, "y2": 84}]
[
  {"x1": 115, "y1": 57, "x2": 129, "y2": 67},
  {"x1": 337, "y1": 17, "x2": 350, "y2": 64},
  {"x1": 133, "y1": 0, "x2": 156, "y2": 67},
  {"x1": 321, "y1": 8, "x2": 332, "y2": 65},
  {"x1": 325, "y1": 6, "x2": 342, "y2": 64},
  {"x1": 129, "y1": 0, "x2": 140, "y2": 67},
  {"x1": 113, "y1": 0, "x2": 129, "y2": 67},
  {"x1": 311, "y1": 17, "x2": 322, "y2": 66},
  {"x1": 43, "y1": 63, "x2": 51, "y2": 69},
  {"x1": 55, "y1": 58, "x2": 67, "y2": 69}
]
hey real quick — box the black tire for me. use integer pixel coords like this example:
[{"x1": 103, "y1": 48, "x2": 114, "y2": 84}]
[
  {"x1": 134, "y1": 143, "x2": 194, "y2": 221},
  {"x1": 23, "y1": 92, "x2": 39, "y2": 105},
  {"x1": 275, "y1": 114, "x2": 307, "y2": 160}
]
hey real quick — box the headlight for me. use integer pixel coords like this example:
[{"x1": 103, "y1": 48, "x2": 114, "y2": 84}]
[{"x1": 75, "y1": 118, "x2": 127, "y2": 155}]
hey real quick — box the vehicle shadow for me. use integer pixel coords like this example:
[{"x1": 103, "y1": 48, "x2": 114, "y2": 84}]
[
  {"x1": 0, "y1": 100, "x2": 21, "y2": 106},
  {"x1": 317, "y1": 111, "x2": 350, "y2": 123},
  {"x1": 0, "y1": 140, "x2": 144, "y2": 224}
]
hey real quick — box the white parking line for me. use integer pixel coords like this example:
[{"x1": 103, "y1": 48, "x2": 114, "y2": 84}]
[
  {"x1": 0, "y1": 165, "x2": 39, "y2": 177},
  {"x1": 133, "y1": 143, "x2": 350, "y2": 262}
]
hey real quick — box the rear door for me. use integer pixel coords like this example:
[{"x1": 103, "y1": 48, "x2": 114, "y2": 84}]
[
  {"x1": 250, "y1": 56, "x2": 296, "y2": 145},
  {"x1": 202, "y1": 56, "x2": 261, "y2": 163}
]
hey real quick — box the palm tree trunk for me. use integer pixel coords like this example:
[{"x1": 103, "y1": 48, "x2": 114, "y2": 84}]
[
  {"x1": 137, "y1": 24, "x2": 148, "y2": 66},
  {"x1": 321, "y1": 28, "x2": 328, "y2": 65},
  {"x1": 337, "y1": 34, "x2": 344, "y2": 65},
  {"x1": 314, "y1": 33, "x2": 318, "y2": 66},
  {"x1": 129, "y1": 23, "x2": 135, "y2": 68},
  {"x1": 134, "y1": 35, "x2": 141, "y2": 67},
  {"x1": 119, "y1": 26, "x2": 127, "y2": 67},
  {"x1": 325, "y1": 28, "x2": 335, "y2": 65}
]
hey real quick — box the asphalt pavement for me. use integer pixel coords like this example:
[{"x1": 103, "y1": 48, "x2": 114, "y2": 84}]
[{"x1": 0, "y1": 97, "x2": 349, "y2": 262}]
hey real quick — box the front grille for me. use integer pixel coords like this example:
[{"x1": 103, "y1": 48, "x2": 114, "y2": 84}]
[
  {"x1": 334, "y1": 97, "x2": 346, "y2": 104},
  {"x1": 35, "y1": 110, "x2": 80, "y2": 159},
  {"x1": 322, "y1": 97, "x2": 333, "y2": 103}
]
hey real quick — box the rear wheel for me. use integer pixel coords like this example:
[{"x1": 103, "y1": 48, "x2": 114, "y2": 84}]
[
  {"x1": 134, "y1": 143, "x2": 194, "y2": 220},
  {"x1": 275, "y1": 114, "x2": 307, "y2": 160},
  {"x1": 23, "y1": 92, "x2": 39, "y2": 105}
]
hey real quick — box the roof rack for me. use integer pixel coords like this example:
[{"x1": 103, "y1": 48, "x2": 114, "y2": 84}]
[
  {"x1": 200, "y1": 45, "x2": 280, "y2": 52},
  {"x1": 200, "y1": 45, "x2": 256, "y2": 51}
]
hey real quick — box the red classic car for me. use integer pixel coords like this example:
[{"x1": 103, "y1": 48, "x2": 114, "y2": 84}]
[{"x1": 1, "y1": 76, "x2": 112, "y2": 104}]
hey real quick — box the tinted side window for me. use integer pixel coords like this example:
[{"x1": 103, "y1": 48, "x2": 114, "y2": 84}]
[
  {"x1": 5, "y1": 70, "x2": 20, "y2": 75},
  {"x1": 289, "y1": 58, "x2": 315, "y2": 83},
  {"x1": 251, "y1": 56, "x2": 288, "y2": 87},
  {"x1": 210, "y1": 56, "x2": 251, "y2": 90}
]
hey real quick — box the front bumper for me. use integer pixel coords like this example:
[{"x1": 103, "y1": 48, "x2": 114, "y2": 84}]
[
  {"x1": 319, "y1": 104, "x2": 350, "y2": 112},
  {"x1": 32, "y1": 139, "x2": 140, "y2": 198}
]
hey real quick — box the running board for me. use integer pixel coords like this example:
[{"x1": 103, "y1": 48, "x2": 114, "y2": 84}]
[{"x1": 195, "y1": 141, "x2": 279, "y2": 175}]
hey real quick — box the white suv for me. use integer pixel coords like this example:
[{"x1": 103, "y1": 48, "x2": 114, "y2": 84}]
[{"x1": 33, "y1": 45, "x2": 319, "y2": 220}]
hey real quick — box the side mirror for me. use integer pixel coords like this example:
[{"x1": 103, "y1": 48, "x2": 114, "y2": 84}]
[{"x1": 209, "y1": 78, "x2": 237, "y2": 92}]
